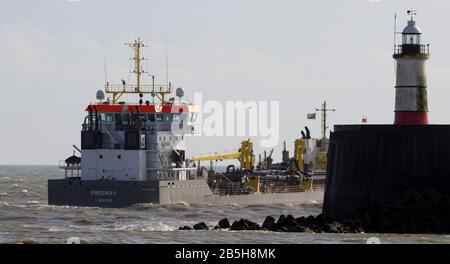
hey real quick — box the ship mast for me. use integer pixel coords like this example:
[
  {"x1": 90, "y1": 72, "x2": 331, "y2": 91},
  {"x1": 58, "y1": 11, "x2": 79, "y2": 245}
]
[
  {"x1": 315, "y1": 100, "x2": 335, "y2": 139},
  {"x1": 126, "y1": 38, "x2": 147, "y2": 93},
  {"x1": 104, "y1": 38, "x2": 172, "y2": 104}
]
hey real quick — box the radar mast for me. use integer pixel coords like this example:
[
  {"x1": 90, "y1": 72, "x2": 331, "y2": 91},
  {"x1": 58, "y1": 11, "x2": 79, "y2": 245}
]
[{"x1": 105, "y1": 38, "x2": 172, "y2": 104}]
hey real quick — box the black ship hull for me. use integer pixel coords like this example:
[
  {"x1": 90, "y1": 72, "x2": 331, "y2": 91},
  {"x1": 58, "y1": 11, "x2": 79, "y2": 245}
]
[
  {"x1": 48, "y1": 178, "x2": 159, "y2": 207},
  {"x1": 48, "y1": 178, "x2": 324, "y2": 208},
  {"x1": 48, "y1": 178, "x2": 213, "y2": 208}
]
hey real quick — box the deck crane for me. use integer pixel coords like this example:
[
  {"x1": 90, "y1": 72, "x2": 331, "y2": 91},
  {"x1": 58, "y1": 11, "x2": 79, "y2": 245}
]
[
  {"x1": 294, "y1": 134, "x2": 328, "y2": 174},
  {"x1": 189, "y1": 139, "x2": 255, "y2": 174}
]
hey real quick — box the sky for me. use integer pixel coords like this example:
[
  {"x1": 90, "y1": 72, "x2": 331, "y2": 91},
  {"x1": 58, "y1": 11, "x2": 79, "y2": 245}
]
[{"x1": 1, "y1": 0, "x2": 450, "y2": 165}]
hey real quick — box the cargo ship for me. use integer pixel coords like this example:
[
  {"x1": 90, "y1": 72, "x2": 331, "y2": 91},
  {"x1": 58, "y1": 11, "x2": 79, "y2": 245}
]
[{"x1": 48, "y1": 39, "x2": 327, "y2": 207}]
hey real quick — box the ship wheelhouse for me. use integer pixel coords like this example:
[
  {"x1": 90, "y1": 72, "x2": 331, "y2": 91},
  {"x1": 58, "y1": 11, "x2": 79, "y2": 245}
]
[
  {"x1": 82, "y1": 104, "x2": 199, "y2": 137},
  {"x1": 77, "y1": 38, "x2": 200, "y2": 183},
  {"x1": 80, "y1": 103, "x2": 199, "y2": 182}
]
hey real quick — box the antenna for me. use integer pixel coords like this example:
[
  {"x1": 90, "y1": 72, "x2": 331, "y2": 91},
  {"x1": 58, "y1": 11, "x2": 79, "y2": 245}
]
[
  {"x1": 151, "y1": 74, "x2": 156, "y2": 104},
  {"x1": 102, "y1": 41, "x2": 108, "y2": 84},
  {"x1": 394, "y1": 12, "x2": 397, "y2": 74},
  {"x1": 164, "y1": 33, "x2": 169, "y2": 87},
  {"x1": 394, "y1": 12, "x2": 397, "y2": 49}
]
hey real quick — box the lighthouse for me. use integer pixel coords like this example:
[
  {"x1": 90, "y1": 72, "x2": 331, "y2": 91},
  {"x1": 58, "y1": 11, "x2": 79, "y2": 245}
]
[
  {"x1": 324, "y1": 11, "x2": 450, "y2": 230},
  {"x1": 393, "y1": 11, "x2": 430, "y2": 125}
]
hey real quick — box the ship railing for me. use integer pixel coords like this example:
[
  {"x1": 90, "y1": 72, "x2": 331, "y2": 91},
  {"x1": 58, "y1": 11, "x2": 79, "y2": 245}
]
[
  {"x1": 142, "y1": 123, "x2": 178, "y2": 131},
  {"x1": 216, "y1": 186, "x2": 250, "y2": 196},
  {"x1": 263, "y1": 183, "x2": 325, "y2": 193},
  {"x1": 394, "y1": 44, "x2": 430, "y2": 55},
  {"x1": 264, "y1": 185, "x2": 302, "y2": 193},
  {"x1": 58, "y1": 161, "x2": 81, "y2": 178},
  {"x1": 215, "y1": 184, "x2": 305, "y2": 196},
  {"x1": 99, "y1": 123, "x2": 195, "y2": 134},
  {"x1": 143, "y1": 123, "x2": 196, "y2": 134},
  {"x1": 105, "y1": 84, "x2": 172, "y2": 94},
  {"x1": 311, "y1": 185, "x2": 325, "y2": 192}
]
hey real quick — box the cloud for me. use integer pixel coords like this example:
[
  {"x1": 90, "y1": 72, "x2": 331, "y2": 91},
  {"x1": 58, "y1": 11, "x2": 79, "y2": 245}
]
[{"x1": 0, "y1": 22, "x2": 104, "y2": 164}]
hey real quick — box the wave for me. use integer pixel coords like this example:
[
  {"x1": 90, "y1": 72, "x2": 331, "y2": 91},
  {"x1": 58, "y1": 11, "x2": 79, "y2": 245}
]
[
  {"x1": 160, "y1": 203, "x2": 192, "y2": 211},
  {"x1": 26, "y1": 200, "x2": 41, "y2": 204},
  {"x1": 130, "y1": 202, "x2": 192, "y2": 211},
  {"x1": 0, "y1": 215, "x2": 38, "y2": 221},
  {"x1": 68, "y1": 221, "x2": 178, "y2": 232},
  {"x1": 129, "y1": 203, "x2": 155, "y2": 210},
  {"x1": 112, "y1": 222, "x2": 176, "y2": 232},
  {"x1": 0, "y1": 200, "x2": 48, "y2": 209},
  {"x1": 115, "y1": 214, "x2": 145, "y2": 220},
  {"x1": 0, "y1": 201, "x2": 11, "y2": 207},
  {"x1": 73, "y1": 219, "x2": 97, "y2": 225},
  {"x1": 47, "y1": 227, "x2": 65, "y2": 232}
]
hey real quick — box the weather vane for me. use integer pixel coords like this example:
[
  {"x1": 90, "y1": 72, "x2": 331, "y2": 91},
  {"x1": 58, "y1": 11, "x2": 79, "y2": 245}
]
[{"x1": 407, "y1": 9, "x2": 417, "y2": 20}]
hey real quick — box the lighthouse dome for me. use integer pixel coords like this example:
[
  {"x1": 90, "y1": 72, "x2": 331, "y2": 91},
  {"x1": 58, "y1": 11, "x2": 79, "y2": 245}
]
[{"x1": 403, "y1": 20, "x2": 421, "y2": 34}]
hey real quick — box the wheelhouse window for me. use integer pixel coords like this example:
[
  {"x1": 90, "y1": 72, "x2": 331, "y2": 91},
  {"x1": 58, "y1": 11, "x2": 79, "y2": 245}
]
[
  {"x1": 105, "y1": 114, "x2": 114, "y2": 123},
  {"x1": 172, "y1": 113, "x2": 180, "y2": 122},
  {"x1": 115, "y1": 114, "x2": 122, "y2": 122},
  {"x1": 156, "y1": 114, "x2": 163, "y2": 122},
  {"x1": 148, "y1": 113, "x2": 155, "y2": 122},
  {"x1": 122, "y1": 113, "x2": 130, "y2": 122}
]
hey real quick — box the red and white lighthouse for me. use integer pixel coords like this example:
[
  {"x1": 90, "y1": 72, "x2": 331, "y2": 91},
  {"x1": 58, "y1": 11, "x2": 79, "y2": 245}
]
[{"x1": 393, "y1": 12, "x2": 430, "y2": 125}]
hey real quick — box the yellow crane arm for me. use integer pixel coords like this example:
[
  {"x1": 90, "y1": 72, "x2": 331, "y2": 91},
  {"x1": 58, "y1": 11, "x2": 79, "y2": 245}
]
[
  {"x1": 190, "y1": 152, "x2": 241, "y2": 161},
  {"x1": 189, "y1": 139, "x2": 255, "y2": 171}
]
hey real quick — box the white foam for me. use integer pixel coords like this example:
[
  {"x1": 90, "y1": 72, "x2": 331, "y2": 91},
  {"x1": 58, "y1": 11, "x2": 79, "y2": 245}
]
[
  {"x1": 113, "y1": 222, "x2": 176, "y2": 232},
  {"x1": 0, "y1": 201, "x2": 10, "y2": 207},
  {"x1": 179, "y1": 201, "x2": 190, "y2": 207},
  {"x1": 154, "y1": 223, "x2": 175, "y2": 232},
  {"x1": 48, "y1": 227, "x2": 64, "y2": 232}
]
